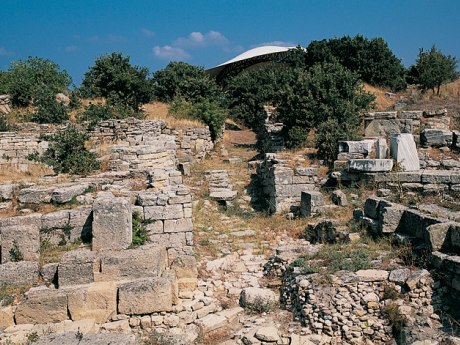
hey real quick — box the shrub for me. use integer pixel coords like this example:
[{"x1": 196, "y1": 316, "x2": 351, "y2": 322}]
[
  {"x1": 132, "y1": 211, "x2": 148, "y2": 246},
  {"x1": 383, "y1": 302, "x2": 407, "y2": 337},
  {"x1": 244, "y1": 296, "x2": 278, "y2": 314},
  {"x1": 31, "y1": 91, "x2": 69, "y2": 124},
  {"x1": 28, "y1": 125, "x2": 99, "y2": 175},
  {"x1": 9, "y1": 240, "x2": 24, "y2": 262},
  {"x1": 0, "y1": 115, "x2": 10, "y2": 132}
]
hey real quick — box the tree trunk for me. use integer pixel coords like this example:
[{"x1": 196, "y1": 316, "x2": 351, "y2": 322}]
[{"x1": 436, "y1": 84, "x2": 441, "y2": 95}]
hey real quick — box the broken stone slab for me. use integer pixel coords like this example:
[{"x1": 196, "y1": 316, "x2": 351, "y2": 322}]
[
  {"x1": 96, "y1": 244, "x2": 167, "y2": 282},
  {"x1": 390, "y1": 133, "x2": 420, "y2": 171},
  {"x1": 209, "y1": 189, "x2": 237, "y2": 201},
  {"x1": 0, "y1": 261, "x2": 39, "y2": 285},
  {"x1": 425, "y1": 222, "x2": 456, "y2": 251},
  {"x1": 66, "y1": 281, "x2": 117, "y2": 323},
  {"x1": 170, "y1": 255, "x2": 198, "y2": 279},
  {"x1": 420, "y1": 129, "x2": 453, "y2": 147},
  {"x1": 34, "y1": 332, "x2": 136, "y2": 345},
  {"x1": 100, "y1": 319, "x2": 131, "y2": 334},
  {"x1": 367, "y1": 111, "x2": 397, "y2": 119},
  {"x1": 0, "y1": 213, "x2": 41, "y2": 263},
  {"x1": 405, "y1": 269, "x2": 431, "y2": 290},
  {"x1": 92, "y1": 192, "x2": 132, "y2": 251},
  {"x1": 300, "y1": 191, "x2": 324, "y2": 217},
  {"x1": 58, "y1": 249, "x2": 100, "y2": 287},
  {"x1": 348, "y1": 159, "x2": 394, "y2": 172},
  {"x1": 378, "y1": 201, "x2": 407, "y2": 234},
  {"x1": 118, "y1": 276, "x2": 177, "y2": 314},
  {"x1": 15, "y1": 288, "x2": 68, "y2": 324},
  {"x1": 255, "y1": 326, "x2": 281, "y2": 342},
  {"x1": 421, "y1": 170, "x2": 452, "y2": 184},
  {"x1": 356, "y1": 269, "x2": 389, "y2": 282},
  {"x1": 338, "y1": 139, "x2": 377, "y2": 156},
  {"x1": 364, "y1": 196, "x2": 383, "y2": 219},
  {"x1": 51, "y1": 183, "x2": 91, "y2": 204},
  {"x1": 331, "y1": 190, "x2": 348, "y2": 206},
  {"x1": 400, "y1": 110, "x2": 423, "y2": 119},
  {"x1": 389, "y1": 268, "x2": 411, "y2": 285}
]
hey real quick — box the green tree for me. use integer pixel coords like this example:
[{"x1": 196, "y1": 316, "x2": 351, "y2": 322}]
[
  {"x1": 2, "y1": 57, "x2": 72, "y2": 106},
  {"x1": 31, "y1": 90, "x2": 69, "y2": 124},
  {"x1": 80, "y1": 52, "x2": 151, "y2": 110},
  {"x1": 29, "y1": 125, "x2": 99, "y2": 175},
  {"x1": 411, "y1": 45, "x2": 458, "y2": 95},
  {"x1": 152, "y1": 61, "x2": 221, "y2": 103}
]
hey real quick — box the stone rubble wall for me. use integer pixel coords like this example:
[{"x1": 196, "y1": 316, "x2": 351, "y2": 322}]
[
  {"x1": 256, "y1": 154, "x2": 320, "y2": 214},
  {"x1": 0, "y1": 94, "x2": 11, "y2": 114}
]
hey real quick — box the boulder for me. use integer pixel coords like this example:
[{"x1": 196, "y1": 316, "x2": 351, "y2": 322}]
[
  {"x1": 389, "y1": 268, "x2": 411, "y2": 285},
  {"x1": 255, "y1": 326, "x2": 281, "y2": 342},
  {"x1": 239, "y1": 287, "x2": 277, "y2": 308},
  {"x1": 0, "y1": 306, "x2": 14, "y2": 331},
  {"x1": 92, "y1": 193, "x2": 132, "y2": 251}
]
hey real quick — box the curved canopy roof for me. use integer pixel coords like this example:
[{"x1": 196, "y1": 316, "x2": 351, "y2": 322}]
[{"x1": 207, "y1": 45, "x2": 298, "y2": 82}]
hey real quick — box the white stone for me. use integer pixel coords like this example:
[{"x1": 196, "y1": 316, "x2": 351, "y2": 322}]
[{"x1": 390, "y1": 133, "x2": 420, "y2": 171}]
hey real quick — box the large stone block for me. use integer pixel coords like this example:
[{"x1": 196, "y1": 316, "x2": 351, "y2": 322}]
[
  {"x1": 425, "y1": 222, "x2": 454, "y2": 251},
  {"x1": 365, "y1": 119, "x2": 412, "y2": 138},
  {"x1": 0, "y1": 213, "x2": 41, "y2": 263},
  {"x1": 51, "y1": 183, "x2": 90, "y2": 204},
  {"x1": 378, "y1": 201, "x2": 407, "y2": 234},
  {"x1": 390, "y1": 133, "x2": 420, "y2": 171},
  {"x1": 67, "y1": 282, "x2": 117, "y2": 323},
  {"x1": 58, "y1": 249, "x2": 100, "y2": 287},
  {"x1": 68, "y1": 207, "x2": 93, "y2": 242},
  {"x1": 420, "y1": 129, "x2": 453, "y2": 147},
  {"x1": 364, "y1": 197, "x2": 383, "y2": 219},
  {"x1": 15, "y1": 288, "x2": 68, "y2": 324},
  {"x1": 399, "y1": 209, "x2": 444, "y2": 238},
  {"x1": 164, "y1": 218, "x2": 193, "y2": 233},
  {"x1": 0, "y1": 306, "x2": 14, "y2": 331},
  {"x1": 92, "y1": 193, "x2": 132, "y2": 251},
  {"x1": 421, "y1": 170, "x2": 452, "y2": 184},
  {"x1": 144, "y1": 204, "x2": 184, "y2": 220},
  {"x1": 118, "y1": 276, "x2": 177, "y2": 314},
  {"x1": 0, "y1": 261, "x2": 39, "y2": 285},
  {"x1": 96, "y1": 244, "x2": 167, "y2": 282},
  {"x1": 18, "y1": 186, "x2": 54, "y2": 204}
]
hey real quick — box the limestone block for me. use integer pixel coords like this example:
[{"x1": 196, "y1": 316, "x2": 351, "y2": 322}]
[
  {"x1": 145, "y1": 220, "x2": 164, "y2": 234},
  {"x1": 300, "y1": 191, "x2": 324, "y2": 217},
  {"x1": 368, "y1": 111, "x2": 397, "y2": 119},
  {"x1": 400, "y1": 209, "x2": 443, "y2": 238},
  {"x1": 390, "y1": 134, "x2": 420, "y2": 171},
  {"x1": 239, "y1": 287, "x2": 278, "y2": 308},
  {"x1": 118, "y1": 276, "x2": 177, "y2": 314},
  {"x1": 209, "y1": 189, "x2": 237, "y2": 201},
  {"x1": 101, "y1": 319, "x2": 131, "y2": 334},
  {"x1": 136, "y1": 191, "x2": 157, "y2": 206},
  {"x1": 401, "y1": 110, "x2": 423, "y2": 119},
  {"x1": 389, "y1": 268, "x2": 411, "y2": 285},
  {"x1": 67, "y1": 282, "x2": 117, "y2": 323},
  {"x1": 144, "y1": 204, "x2": 183, "y2": 220},
  {"x1": 51, "y1": 183, "x2": 90, "y2": 204},
  {"x1": 425, "y1": 222, "x2": 455, "y2": 251},
  {"x1": 164, "y1": 218, "x2": 193, "y2": 233},
  {"x1": 0, "y1": 306, "x2": 14, "y2": 331},
  {"x1": 420, "y1": 129, "x2": 453, "y2": 147},
  {"x1": 348, "y1": 159, "x2": 394, "y2": 173},
  {"x1": 41, "y1": 210, "x2": 70, "y2": 229},
  {"x1": 378, "y1": 201, "x2": 407, "y2": 234},
  {"x1": 96, "y1": 244, "x2": 166, "y2": 282},
  {"x1": 0, "y1": 261, "x2": 39, "y2": 285},
  {"x1": 0, "y1": 213, "x2": 41, "y2": 263},
  {"x1": 92, "y1": 193, "x2": 132, "y2": 251},
  {"x1": 195, "y1": 314, "x2": 227, "y2": 333},
  {"x1": 331, "y1": 190, "x2": 348, "y2": 206},
  {"x1": 149, "y1": 232, "x2": 187, "y2": 248},
  {"x1": 376, "y1": 138, "x2": 389, "y2": 159},
  {"x1": 171, "y1": 255, "x2": 198, "y2": 279},
  {"x1": 40, "y1": 263, "x2": 58, "y2": 285},
  {"x1": 34, "y1": 332, "x2": 136, "y2": 345},
  {"x1": 356, "y1": 269, "x2": 389, "y2": 282},
  {"x1": 68, "y1": 207, "x2": 93, "y2": 242},
  {"x1": 365, "y1": 119, "x2": 412, "y2": 137},
  {"x1": 58, "y1": 249, "x2": 100, "y2": 287},
  {"x1": 277, "y1": 184, "x2": 315, "y2": 197},
  {"x1": 338, "y1": 139, "x2": 377, "y2": 156},
  {"x1": 0, "y1": 184, "x2": 14, "y2": 201},
  {"x1": 421, "y1": 170, "x2": 451, "y2": 184},
  {"x1": 18, "y1": 186, "x2": 54, "y2": 204},
  {"x1": 15, "y1": 288, "x2": 68, "y2": 324}
]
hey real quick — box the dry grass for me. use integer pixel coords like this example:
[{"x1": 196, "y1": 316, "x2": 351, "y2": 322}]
[
  {"x1": 40, "y1": 242, "x2": 88, "y2": 265},
  {"x1": 0, "y1": 164, "x2": 53, "y2": 183},
  {"x1": 142, "y1": 101, "x2": 205, "y2": 128},
  {"x1": 364, "y1": 83, "x2": 400, "y2": 111}
]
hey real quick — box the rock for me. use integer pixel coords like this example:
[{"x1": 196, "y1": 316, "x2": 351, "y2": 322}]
[
  {"x1": 426, "y1": 223, "x2": 453, "y2": 251},
  {"x1": 0, "y1": 261, "x2": 39, "y2": 285},
  {"x1": 92, "y1": 193, "x2": 132, "y2": 251},
  {"x1": 390, "y1": 133, "x2": 420, "y2": 171},
  {"x1": 101, "y1": 319, "x2": 131, "y2": 334},
  {"x1": 362, "y1": 292, "x2": 379, "y2": 303},
  {"x1": 331, "y1": 190, "x2": 348, "y2": 206},
  {"x1": 15, "y1": 288, "x2": 68, "y2": 324},
  {"x1": 195, "y1": 314, "x2": 227, "y2": 333},
  {"x1": 255, "y1": 326, "x2": 281, "y2": 342},
  {"x1": 0, "y1": 184, "x2": 14, "y2": 201},
  {"x1": 300, "y1": 191, "x2": 324, "y2": 217},
  {"x1": 118, "y1": 276, "x2": 177, "y2": 314},
  {"x1": 421, "y1": 128, "x2": 453, "y2": 147},
  {"x1": 18, "y1": 186, "x2": 54, "y2": 204},
  {"x1": 210, "y1": 189, "x2": 237, "y2": 201},
  {"x1": 67, "y1": 282, "x2": 117, "y2": 323},
  {"x1": 389, "y1": 268, "x2": 411, "y2": 285},
  {"x1": 239, "y1": 287, "x2": 278, "y2": 308},
  {"x1": 356, "y1": 269, "x2": 389, "y2": 282},
  {"x1": 55, "y1": 92, "x2": 71, "y2": 106},
  {"x1": 365, "y1": 119, "x2": 412, "y2": 138},
  {"x1": 40, "y1": 263, "x2": 58, "y2": 285},
  {"x1": 0, "y1": 306, "x2": 14, "y2": 331},
  {"x1": 406, "y1": 269, "x2": 431, "y2": 290},
  {"x1": 51, "y1": 183, "x2": 90, "y2": 204}
]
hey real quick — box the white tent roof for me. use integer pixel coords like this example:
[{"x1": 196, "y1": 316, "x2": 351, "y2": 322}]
[{"x1": 214, "y1": 45, "x2": 296, "y2": 67}]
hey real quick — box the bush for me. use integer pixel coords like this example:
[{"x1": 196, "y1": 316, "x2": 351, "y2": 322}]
[
  {"x1": 80, "y1": 52, "x2": 151, "y2": 110},
  {"x1": 2, "y1": 57, "x2": 72, "y2": 107},
  {"x1": 0, "y1": 115, "x2": 10, "y2": 132},
  {"x1": 31, "y1": 91, "x2": 69, "y2": 124},
  {"x1": 9, "y1": 240, "x2": 24, "y2": 262},
  {"x1": 28, "y1": 125, "x2": 99, "y2": 175}
]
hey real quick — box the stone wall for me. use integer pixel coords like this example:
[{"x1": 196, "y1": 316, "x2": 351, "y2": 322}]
[{"x1": 256, "y1": 154, "x2": 320, "y2": 214}]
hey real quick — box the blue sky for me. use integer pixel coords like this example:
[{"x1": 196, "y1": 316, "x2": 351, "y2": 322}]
[{"x1": 1, "y1": 0, "x2": 459, "y2": 85}]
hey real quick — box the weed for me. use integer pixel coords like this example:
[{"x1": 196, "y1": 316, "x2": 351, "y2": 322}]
[
  {"x1": 9, "y1": 240, "x2": 24, "y2": 262},
  {"x1": 143, "y1": 330, "x2": 178, "y2": 345},
  {"x1": 75, "y1": 328, "x2": 83, "y2": 341},
  {"x1": 383, "y1": 302, "x2": 407, "y2": 339},
  {"x1": 131, "y1": 211, "x2": 148, "y2": 246},
  {"x1": 27, "y1": 332, "x2": 39, "y2": 343},
  {"x1": 383, "y1": 284, "x2": 400, "y2": 300},
  {"x1": 244, "y1": 296, "x2": 279, "y2": 314},
  {"x1": 0, "y1": 284, "x2": 30, "y2": 307}
]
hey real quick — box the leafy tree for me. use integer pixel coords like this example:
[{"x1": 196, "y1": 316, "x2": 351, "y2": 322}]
[
  {"x1": 152, "y1": 62, "x2": 221, "y2": 103},
  {"x1": 29, "y1": 125, "x2": 99, "y2": 175},
  {"x1": 80, "y1": 52, "x2": 151, "y2": 110},
  {"x1": 31, "y1": 91, "x2": 69, "y2": 124},
  {"x1": 2, "y1": 57, "x2": 72, "y2": 106},
  {"x1": 411, "y1": 46, "x2": 458, "y2": 95},
  {"x1": 305, "y1": 35, "x2": 407, "y2": 91},
  {"x1": 277, "y1": 62, "x2": 374, "y2": 160}
]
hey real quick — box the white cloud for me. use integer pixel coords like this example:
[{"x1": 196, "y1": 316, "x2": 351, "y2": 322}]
[
  {"x1": 251, "y1": 41, "x2": 296, "y2": 48},
  {"x1": 173, "y1": 30, "x2": 229, "y2": 48},
  {"x1": 141, "y1": 28, "x2": 155, "y2": 37},
  {"x1": 0, "y1": 47, "x2": 14, "y2": 56},
  {"x1": 153, "y1": 45, "x2": 190, "y2": 60}
]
